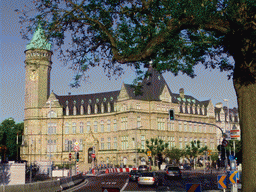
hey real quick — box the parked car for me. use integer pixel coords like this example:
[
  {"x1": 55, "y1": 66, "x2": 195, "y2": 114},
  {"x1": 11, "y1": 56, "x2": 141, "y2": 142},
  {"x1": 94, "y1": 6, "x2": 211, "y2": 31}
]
[
  {"x1": 138, "y1": 165, "x2": 149, "y2": 171},
  {"x1": 165, "y1": 166, "x2": 182, "y2": 179},
  {"x1": 138, "y1": 172, "x2": 159, "y2": 187},
  {"x1": 129, "y1": 170, "x2": 142, "y2": 181}
]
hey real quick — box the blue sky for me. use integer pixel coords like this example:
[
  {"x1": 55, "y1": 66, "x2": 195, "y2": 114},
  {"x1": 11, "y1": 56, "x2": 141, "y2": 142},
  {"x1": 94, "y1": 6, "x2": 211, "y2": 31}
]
[{"x1": 0, "y1": 0, "x2": 238, "y2": 123}]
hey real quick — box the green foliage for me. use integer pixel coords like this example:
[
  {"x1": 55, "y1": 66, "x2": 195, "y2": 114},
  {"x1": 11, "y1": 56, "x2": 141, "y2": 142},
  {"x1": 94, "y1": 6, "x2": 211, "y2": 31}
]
[
  {"x1": 138, "y1": 138, "x2": 169, "y2": 158},
  {"x1": 210, "y1": 152, "x2": 219, "y2": 162},
  {"x1": 16, "y1": 0, "x2": 254, "y2": 87},
  {"x1": 164, "y1": 147, "x2": 185, "y2": 165},
  {"x1": 185, "y1": 140, "x2": 208, "y2": 160},
  {"x1": 0, "y1": 118, "x2": 24, "y2": 161}
]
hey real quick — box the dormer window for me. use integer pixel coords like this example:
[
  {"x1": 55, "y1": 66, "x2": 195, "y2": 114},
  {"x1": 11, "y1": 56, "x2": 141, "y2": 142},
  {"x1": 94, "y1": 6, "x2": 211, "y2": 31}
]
[
  {"x1": 66, "y1": 106, "x2": 69, "y2": 116},
  {"x1": 94, "y1": 104, "x2": 98, "y2": 113},
  {"x1": 80, "y1": 105, "x2": 84, "y2": 115},
  {"x1": 81, "y1": 100, "x2": 84, "y2": 104},
  {"x1": 88, "y1": 104, "x2": 91, "y2": 114},
  {"x1": 96, "y1": 98, "x2": 99, "y2": 103},
  {"x1": 88, "y1": 99, "x2": 92, "y2": 104}
]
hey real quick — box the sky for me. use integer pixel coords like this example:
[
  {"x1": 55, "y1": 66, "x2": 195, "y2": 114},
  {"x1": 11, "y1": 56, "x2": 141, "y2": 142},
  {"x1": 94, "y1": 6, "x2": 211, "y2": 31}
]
[{"x1": 0, "y1": 0, "x2": 238, "y2": 124}]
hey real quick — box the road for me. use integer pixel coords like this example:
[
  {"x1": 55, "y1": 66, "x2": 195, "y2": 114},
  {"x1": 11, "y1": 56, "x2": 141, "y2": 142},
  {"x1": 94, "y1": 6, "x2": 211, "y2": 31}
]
[{"x1": 67, "y1": 170, "x2": 231, "y2": 192}]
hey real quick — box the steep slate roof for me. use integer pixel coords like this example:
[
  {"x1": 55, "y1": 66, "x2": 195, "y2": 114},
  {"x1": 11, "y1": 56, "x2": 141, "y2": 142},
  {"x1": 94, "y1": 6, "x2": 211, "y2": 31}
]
[
  {"x1": 56, "y1": 91, "x2": 119, "y2": 115},
  {"x1": 123, "y1": 66, "x2": 175, "y2": 101},
  {"x1": 54, "y1": 66, "x2": 211, "y2": 115},
  {"x1": 214, "y1": 106, "x2": 239, "y2": 122}
]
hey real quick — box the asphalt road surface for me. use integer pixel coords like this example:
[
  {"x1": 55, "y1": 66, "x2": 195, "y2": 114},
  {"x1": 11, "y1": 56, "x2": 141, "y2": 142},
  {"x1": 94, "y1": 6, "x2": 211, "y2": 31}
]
[{"x1": 67, "y1": 170, "x2": 227, "y2": 192}]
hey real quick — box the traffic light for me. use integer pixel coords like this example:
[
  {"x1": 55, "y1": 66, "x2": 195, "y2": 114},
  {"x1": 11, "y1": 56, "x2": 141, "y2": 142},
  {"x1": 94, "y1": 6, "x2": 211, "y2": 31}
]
[
  {"x1": 148, "y1": 156, "x2": 151, "y2": 162},
  {"x1": 76, "y1": 152, "x2": 79, "y2": 162},
  {"x1": 169, "y1": 109, "x2": 175, "y2": 121},
  {"x1": 69, "y1": 153, "x2": 72, "y2": 161}
]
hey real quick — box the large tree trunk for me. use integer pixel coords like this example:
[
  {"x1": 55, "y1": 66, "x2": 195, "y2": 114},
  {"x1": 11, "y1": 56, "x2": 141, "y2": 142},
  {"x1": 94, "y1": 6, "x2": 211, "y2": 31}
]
[{"x1": 233, "y1": 58, "x2": 256, "y2": 192}]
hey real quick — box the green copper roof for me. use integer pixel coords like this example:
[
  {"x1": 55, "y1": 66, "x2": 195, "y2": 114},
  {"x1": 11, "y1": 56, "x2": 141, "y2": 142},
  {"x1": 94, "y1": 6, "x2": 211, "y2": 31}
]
[{"x1": 26, "y1": 24, "x2": 51, "y2": 51}]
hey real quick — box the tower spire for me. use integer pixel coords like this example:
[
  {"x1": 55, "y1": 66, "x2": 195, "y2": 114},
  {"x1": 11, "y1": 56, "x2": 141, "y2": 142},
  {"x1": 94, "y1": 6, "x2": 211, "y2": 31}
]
[{"x1": 26, "y1": 23, "x2": 51, "y2": 51}]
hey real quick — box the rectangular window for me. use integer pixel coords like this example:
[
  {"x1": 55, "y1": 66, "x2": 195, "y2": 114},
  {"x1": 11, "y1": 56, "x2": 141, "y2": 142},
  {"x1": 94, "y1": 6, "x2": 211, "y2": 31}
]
[
  {"x1": 72, "y1": 122, "x2": 76, "y2": 134},
  {"x1": 114, "y1": 119, "x2": 117, "y2": 131},
  {"x1": 107, "y1": 137, "x2": 111, "y2": 150},
  {"x1": 101, "y1": 143, "x2": 104, "y2": 150},
  {"x1": 141, "y1": 135, "x2": 145, "y2": 150},
  {"x1": 94, "y1": 121, "x2": 98, "y2": 133},
  {"x1": 48, "y1": 123, "x2": 56, "y2": 134},
  {"x1": 100, "y1": 120, "x2": 104, "y2": 132},
  {"x1": 194, "y1": 124, "x2": 197, "y2": 132},
  {"x1": 65, "y1": 123, "x2": 69, "y2": 134},
  {"x1": 184, "y1": 123, "x2": 187, "y2": 132},
  {"x1": 189, "y1": 123, "x2": 192, "y2": 132},
  {"x1": 198, "y1": 125, "x2": 202, "y2": 133},
  {"x1": 107, "y1": 120, "x2": 111, "y2": 132},
  {"x1": 179, "y1": 122, "x2": 182, "y2": 132},
  {"x1": 137, "y1": 116, "x2": 141, "y2": 128},
  {"x1": 79, "y1": 139, "x2": 83, "y2": 151},
  {"x1": 87, "y1": 121, "x2": 90, "y2": 133},
  {"x1": 114, "y1": 137, "x2": 117, "y2": 149},
  {"x1": 80, "y1": 122, "x2": 84, "y2": 134}
]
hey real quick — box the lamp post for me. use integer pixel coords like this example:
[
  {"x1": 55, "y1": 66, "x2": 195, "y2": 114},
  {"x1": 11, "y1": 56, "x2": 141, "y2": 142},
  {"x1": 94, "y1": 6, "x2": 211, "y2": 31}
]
[{"x1": 135, "y1": 126, "x2": 143, "y2": 168}]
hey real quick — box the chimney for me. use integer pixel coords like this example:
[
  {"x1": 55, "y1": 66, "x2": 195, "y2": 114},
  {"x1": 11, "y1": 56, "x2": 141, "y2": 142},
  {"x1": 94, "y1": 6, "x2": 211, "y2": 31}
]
[
  {"x1": 68, "y1": 92, "x2": 71, "y2": 95},
  {"x1": 179, "y1": 88, "x2": 184, "y2": 99}
]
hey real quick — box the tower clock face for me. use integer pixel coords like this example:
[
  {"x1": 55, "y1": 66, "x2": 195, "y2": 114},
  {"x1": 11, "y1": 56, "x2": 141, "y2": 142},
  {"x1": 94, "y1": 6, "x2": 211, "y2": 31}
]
[{"x1": 29, "y1": 71, "x2": 38, "y2": 81}]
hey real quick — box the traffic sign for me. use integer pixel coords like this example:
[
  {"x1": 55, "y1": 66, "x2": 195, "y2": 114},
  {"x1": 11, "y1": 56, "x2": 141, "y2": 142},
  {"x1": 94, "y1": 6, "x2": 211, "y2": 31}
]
[
  {"x1": 229, "y1": 171, "x2": 238, "y2": 184},
  {"x1": 147, "y1": 151, "x2": 152, "y2": 157},
  {"x1": 230, "y1": 129, "x2": 240, "y2": 139},
  {"x1": 207, "y1": 150, "x2": 212, "y2": 156},
  {"x1": 229, "y1": 155, "x2": 235, "y2": 161},
  {"x1": 74, "y1": 141, "x2": 79, "y2": 146},
  {"x1": 218, "y1": 175, "x2": 227, "y2": 189},
  {"x1": 74, "y1": 145, "x2": 79, "y2": 152},
  {"x1": 185, "y1": 183, "x2": 201, "y2": 192},
  {"x1": 222, "y1": 139, "x2": 229, "y2": 147},
  {"x1": 91, "y1": 154, "x2": 96, "y2": 158}
]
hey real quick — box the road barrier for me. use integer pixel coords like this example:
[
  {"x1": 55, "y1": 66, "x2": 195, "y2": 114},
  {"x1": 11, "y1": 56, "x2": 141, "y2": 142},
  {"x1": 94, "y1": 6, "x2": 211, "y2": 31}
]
[
  {"x1": 0, "y1": 173, "x2": 84, "y2": 192},
  {"x1": 105, "y1": 167, "x2": 138, "y2": 174}
]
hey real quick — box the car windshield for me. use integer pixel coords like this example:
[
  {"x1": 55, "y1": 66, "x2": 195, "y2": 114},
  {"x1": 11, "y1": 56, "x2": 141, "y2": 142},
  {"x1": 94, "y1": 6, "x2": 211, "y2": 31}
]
[
  {"x1": 168, "y1": 167, "x2": 180, "y2": 171},
  {"x1": 141, "y1": 172, "x2": 154, "y2": 177}
]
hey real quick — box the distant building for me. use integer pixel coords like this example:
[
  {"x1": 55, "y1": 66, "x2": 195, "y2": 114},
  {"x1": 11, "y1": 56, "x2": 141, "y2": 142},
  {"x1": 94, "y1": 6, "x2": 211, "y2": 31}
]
[{"x1": 21, "y1": 25, "x2": 238, "y2": 171}]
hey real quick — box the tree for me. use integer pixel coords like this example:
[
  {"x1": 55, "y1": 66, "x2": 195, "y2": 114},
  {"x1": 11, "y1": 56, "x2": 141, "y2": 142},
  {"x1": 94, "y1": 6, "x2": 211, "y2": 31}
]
[
  {"x1": 16, "y1": 1, "x2": 256, "y2": 190},
  {"x1": 164, "y1": 147, "x2": 185, "y2": 166},
  {"x1": 0, "y1": 118, "x2": 24, "y2": 161},
  {"x1": 138, "y1": 138, "x2": 168, "y2": 167},
  {"x1": 185, "y1": 140, "x2": 208, "y2": 169}
]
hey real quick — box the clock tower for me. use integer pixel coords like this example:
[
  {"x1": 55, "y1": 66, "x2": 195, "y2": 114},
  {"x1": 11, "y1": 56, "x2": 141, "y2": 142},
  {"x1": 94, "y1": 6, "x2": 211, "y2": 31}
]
[{"x1": 24, "y1": 24, "x2": 52, "y2": 120}]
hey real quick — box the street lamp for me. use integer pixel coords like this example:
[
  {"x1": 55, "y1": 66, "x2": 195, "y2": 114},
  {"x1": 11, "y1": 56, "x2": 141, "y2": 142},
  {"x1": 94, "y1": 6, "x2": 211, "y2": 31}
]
[
  {"x1": 46, "y1": 99, "x2": 58, "y2": 179},
  {"x1": 134, "y1": 126, "x2": 143, "y2": 168},
  {"x1": 223, "y1": 99, "x2": 230, "y2": 133}
]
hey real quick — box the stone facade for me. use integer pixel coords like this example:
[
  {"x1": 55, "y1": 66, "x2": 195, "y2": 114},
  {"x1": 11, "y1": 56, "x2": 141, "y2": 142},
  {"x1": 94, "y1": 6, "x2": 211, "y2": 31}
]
[{"x1": 21, "y1": 26, "x2": 239, "y2": 172}]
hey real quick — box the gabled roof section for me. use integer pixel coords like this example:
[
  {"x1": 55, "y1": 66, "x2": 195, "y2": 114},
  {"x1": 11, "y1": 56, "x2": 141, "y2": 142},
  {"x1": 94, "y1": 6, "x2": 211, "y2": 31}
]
[
  {"x1": 117, "y1": 83, "x2": 130, "y2": 101},
  {"x1": 123, "y1": 66, "x2": 175, "y2": 101},
  {"x1": 43, "y1": 91, "x2": 61, "y2": 108}
]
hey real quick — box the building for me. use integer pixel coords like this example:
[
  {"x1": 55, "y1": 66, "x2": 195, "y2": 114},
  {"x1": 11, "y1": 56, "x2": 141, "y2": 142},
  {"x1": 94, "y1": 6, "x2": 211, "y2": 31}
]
[{"x1": 21, "y1": 25, "x2": 229, "y2": 171}]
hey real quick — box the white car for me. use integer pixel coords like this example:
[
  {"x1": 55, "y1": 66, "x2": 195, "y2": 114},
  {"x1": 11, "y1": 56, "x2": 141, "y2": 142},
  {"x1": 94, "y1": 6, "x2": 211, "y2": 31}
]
[{"x1": 138, "y1": 172, "x2": 159, "y2": 187}]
